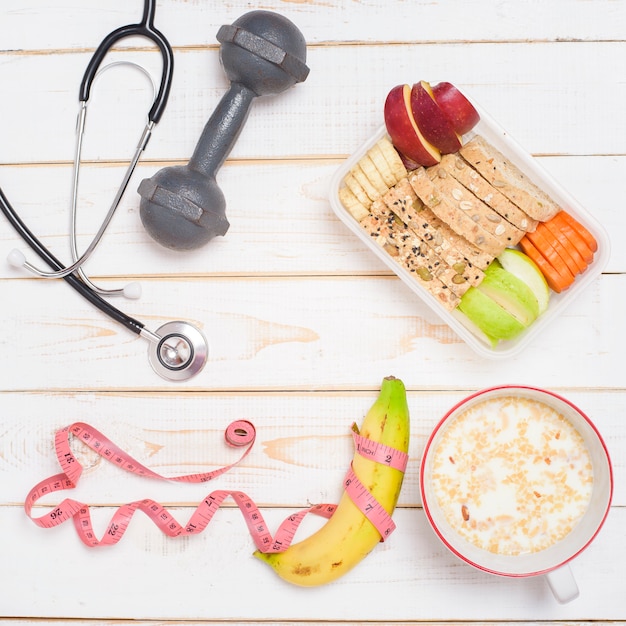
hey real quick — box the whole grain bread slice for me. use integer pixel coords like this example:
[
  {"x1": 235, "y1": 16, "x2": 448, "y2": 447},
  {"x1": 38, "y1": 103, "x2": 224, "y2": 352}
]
[
  {"x1": 426, "y1": 163, "x2": 525, "y2": 247},
  {"x1": 371, "y1": 199, "x2": 478, "y2": 296},
  {"x1": 408, "y1": 167, "x2": 506, "y2": 258},
  {"x1": 381, "y1": 180, "x2": 486, "y2": 284},
  {"x1": 438, "y1": 153, "x2": 538, "y2": 233},
  {"x1": 459, "y1": 135, "x2": 560, "y2": 222},
  {"x1": 384, "y1": 177, "x2": 494, "y2": 270},
  {"x1": 359, "y1": 202, "x2": 460, "y2": 309}
]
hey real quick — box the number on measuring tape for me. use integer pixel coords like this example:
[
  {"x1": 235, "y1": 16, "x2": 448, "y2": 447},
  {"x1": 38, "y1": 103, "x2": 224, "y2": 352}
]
[
  {"x1": 343, "y1": 465, "x2": 396, "y2": 539},
  {"x1": 25, "y1": 421, "x2": 406, "y2": 549},
  {"x1": 351, "y1": 425, "x2": 409, "y2": 472}
]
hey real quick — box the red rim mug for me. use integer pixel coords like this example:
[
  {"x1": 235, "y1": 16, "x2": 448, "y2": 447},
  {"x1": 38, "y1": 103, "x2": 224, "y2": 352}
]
[{"x1": 420, "y1": 385, "x2": 613, "y2": 604}]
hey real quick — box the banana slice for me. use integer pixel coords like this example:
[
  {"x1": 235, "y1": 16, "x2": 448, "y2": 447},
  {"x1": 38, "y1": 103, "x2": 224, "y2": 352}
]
[
  {"x1": 377, "y1": 135, "x2": 408, "y2": 182},
  {"x1": 368, "y1": 142, "x2": 397, "y2": 187},
  {"x1": 358, "y1": 154, "x2": 389, "y2": 195},
  {"x1": 339, "y1": 186, "x2": 370, "y2": 221},
  {"x1": 351, "y1": 164, "x2": 381, "y2": 202},
  {"x1": 343, "y1": 172, "x2": 372, "y2": 208}
]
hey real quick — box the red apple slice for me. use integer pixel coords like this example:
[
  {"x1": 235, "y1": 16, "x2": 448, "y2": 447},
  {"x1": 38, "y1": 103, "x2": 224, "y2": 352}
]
[
  {"x1": 431, "y1": 81, "x2": 480, "y2": 135},
  {"x1": 384, "y1": 84, "x2": 441, "y2": 167},
  {"x1": 411, "y1": 80, "x2": 463, "y2": 154},
  {"x1": 397, "y1": 151, "x2": 423, "y2": 171}
]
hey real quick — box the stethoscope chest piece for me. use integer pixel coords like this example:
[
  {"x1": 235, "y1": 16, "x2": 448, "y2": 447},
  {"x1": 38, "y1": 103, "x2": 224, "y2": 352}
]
[{"x1": 147, "y1": 321, "x2": 208, "y2": 382}]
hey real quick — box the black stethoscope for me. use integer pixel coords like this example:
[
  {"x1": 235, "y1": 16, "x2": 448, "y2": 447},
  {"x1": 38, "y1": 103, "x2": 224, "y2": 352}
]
[{"x1": 0, "y1": 0, "x2": 208, "y2": 382}]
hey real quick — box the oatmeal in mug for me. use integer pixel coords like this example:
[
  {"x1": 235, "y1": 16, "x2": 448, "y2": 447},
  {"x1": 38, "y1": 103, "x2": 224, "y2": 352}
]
[
  {"x1": 430, "y1": 395, "x2": 593, "y2": 556},
  {"x1": 420, "y1": 386, "x2": 612, "y2": 604}
]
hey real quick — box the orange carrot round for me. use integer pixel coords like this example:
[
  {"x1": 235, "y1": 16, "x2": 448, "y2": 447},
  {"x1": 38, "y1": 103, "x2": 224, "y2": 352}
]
[
  {"x1": 524, "y1": 227, "x2": 576, "y2": 285},
  {"x1": 519, "y1": 236, "x2": 574, "y2": 293},
  {"x1": 551, "y1": 211, "x2": 595, "y2": 263},
  {"x1": 539, "y1": 221, "x2": 586, "y2": 275},
  {"x1": 559, "y1": 210, "x2": 598, "y2": 253}
]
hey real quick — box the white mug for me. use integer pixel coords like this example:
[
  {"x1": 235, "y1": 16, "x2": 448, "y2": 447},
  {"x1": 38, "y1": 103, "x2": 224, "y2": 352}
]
[{"x1": 420, "y1": 385, "x2": 613, "y2": 604}]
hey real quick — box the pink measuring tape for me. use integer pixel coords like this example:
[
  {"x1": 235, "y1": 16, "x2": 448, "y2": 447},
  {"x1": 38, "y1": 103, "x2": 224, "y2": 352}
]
[{"x1": 25, "y1": 420, "x2": 408, "y2": 550}]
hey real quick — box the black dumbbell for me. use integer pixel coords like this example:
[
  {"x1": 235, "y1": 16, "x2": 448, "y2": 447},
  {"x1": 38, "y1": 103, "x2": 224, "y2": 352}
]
[{"x1": 137, "y1": 10, "x2": 310, "y2": 250}]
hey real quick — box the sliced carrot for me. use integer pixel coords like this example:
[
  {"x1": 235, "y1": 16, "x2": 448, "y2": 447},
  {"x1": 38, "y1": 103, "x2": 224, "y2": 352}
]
[
  {"x1": 519, "y1": 237, "x2": 574, "y2": 293},
  {"x1": 539, "y1": 220, "x2": 588, "y2": 274},
  {"x1": 550, "y1": 211, "x2": 595, "y2": 263},
  {"x1": 524, "y1": 226, "x2": 576, "y2": 285},
  {"x1": 551, "y1": 213, "x2": 594, "y2": 264},
  {"x1": 538, "y1": 220, "x2": 587, "y2": 275},
  {"x1": 558, "y1": 210, "x2": 598, "y2": 253}
]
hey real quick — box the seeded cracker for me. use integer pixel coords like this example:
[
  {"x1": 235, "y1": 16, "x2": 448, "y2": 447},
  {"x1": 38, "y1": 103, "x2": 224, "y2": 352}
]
[
  {"x1": 459, "y1": 135, "x2": 561, "y2": 222},
  {"x1": 426, "y1": 164, "x2": 525, "y2": 246},
  {"x1": 382, "y1": 181, "x2": 485, "y2": 286},
  {"x1": 361, "y1": 202, "x2": 460, "y2": 310},
  {"x1": 384, "y1": 178, "x2": 493, "y2": 271},
  {"x1": 438, "y1": 153, "x2": 538, "y2": 233},
  {"x1": 409, "y1": 168, "x2": 506, "y2": 257}
]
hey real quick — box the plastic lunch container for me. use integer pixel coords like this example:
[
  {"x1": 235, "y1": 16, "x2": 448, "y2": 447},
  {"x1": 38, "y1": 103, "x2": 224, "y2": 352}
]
[{"x1": 328, "y1": 100, "x2": 611, "y2": 358}]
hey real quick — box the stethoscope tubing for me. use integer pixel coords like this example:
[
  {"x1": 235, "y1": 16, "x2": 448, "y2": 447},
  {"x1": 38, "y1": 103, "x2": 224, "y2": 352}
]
[
  {"x1": 0, "y1": 0, "x2": 209, "y2": 381},
  {"x1": 2, "y1": 184, "x2": 209, "y2": 381},
  {"x1": 79, "y1": 0, "x2": 173, "y2": 124},
  {"x1": 0, "y1": 0, "x2": 172, "y2": 336},
  {"x1": 0, "y1": 187, "x2": 144, "y2": 336}
]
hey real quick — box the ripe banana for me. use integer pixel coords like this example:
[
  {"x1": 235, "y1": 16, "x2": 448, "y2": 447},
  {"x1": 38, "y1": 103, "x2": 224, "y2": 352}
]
[{"x1": 254, "y1": 375, "x2": 410, "y2": 586}]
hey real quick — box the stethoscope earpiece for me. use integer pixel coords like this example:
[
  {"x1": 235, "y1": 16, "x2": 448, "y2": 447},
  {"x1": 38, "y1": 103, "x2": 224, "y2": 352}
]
[
  {"x1": 7, "y1": 248, "x2": 26, "y2": 268},
  {"x1": 122, "y1": 282, "x2": 142, "y2": 300}
]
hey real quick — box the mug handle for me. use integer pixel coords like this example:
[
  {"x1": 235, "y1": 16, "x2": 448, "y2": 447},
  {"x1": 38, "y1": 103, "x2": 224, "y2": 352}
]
[{"x1": 545, "y1": 564, "x2": 580, "y2": 603}]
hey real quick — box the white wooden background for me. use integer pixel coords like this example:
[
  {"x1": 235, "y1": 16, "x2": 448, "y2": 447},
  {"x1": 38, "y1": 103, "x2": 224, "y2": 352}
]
[{"x1": 1, "y1": 1, "x2": 624, "y2": 624}]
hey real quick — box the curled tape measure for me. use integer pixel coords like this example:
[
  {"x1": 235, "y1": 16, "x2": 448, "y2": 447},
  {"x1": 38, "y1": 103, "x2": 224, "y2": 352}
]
[{"x1": 25, "y1": 420, "x2": 407, "y2": 550}]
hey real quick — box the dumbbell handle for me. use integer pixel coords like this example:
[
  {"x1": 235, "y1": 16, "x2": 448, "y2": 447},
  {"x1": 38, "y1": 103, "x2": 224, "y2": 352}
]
[{"x1": 188, "y1": 82, "x2": 256, "y2": 178}]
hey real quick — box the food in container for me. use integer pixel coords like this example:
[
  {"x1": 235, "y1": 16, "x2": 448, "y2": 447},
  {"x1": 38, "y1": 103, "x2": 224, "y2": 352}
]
[{"x1": 329, "y1": 86, "x2": 610, "y2": 358}]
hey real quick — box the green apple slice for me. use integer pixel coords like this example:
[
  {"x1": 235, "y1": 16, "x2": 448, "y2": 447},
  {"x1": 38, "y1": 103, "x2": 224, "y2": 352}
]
[
  {"x1": 477, "y1": 264, "x2": 539, "y2": 327},
  {"x1": 451, "y1": 308, "x2": 498, "y2": 348},
  {"x1": 457, "y1": 287, "x2": 526, "y2": 340},
  {"x1": 497, "y1": 248, "x2": 550, "y2": 315}
]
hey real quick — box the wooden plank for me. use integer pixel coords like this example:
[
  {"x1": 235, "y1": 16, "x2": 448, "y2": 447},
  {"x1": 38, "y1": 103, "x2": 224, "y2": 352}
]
[
  {"x1": 0, "y1": 43, "x2": 623, "y2": 163},
  {"x1": 2, "y1": 389, "x2": 623, "y2": 507},
  {"x1": 0, "y1": 155, "x2": 621, "y2": 279},
  {"x1": 1, "y1": 623, "x2": 623, "y2": 626},
  {"x1": 0, "y1": 273, "x2": 621, "y2": 391},
  {"x1": 1, "y1": 0, "x2": 624, "y2": 49},
  {"x1": 0, "y1": 505, "x2": 622, "y2": 620}
]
